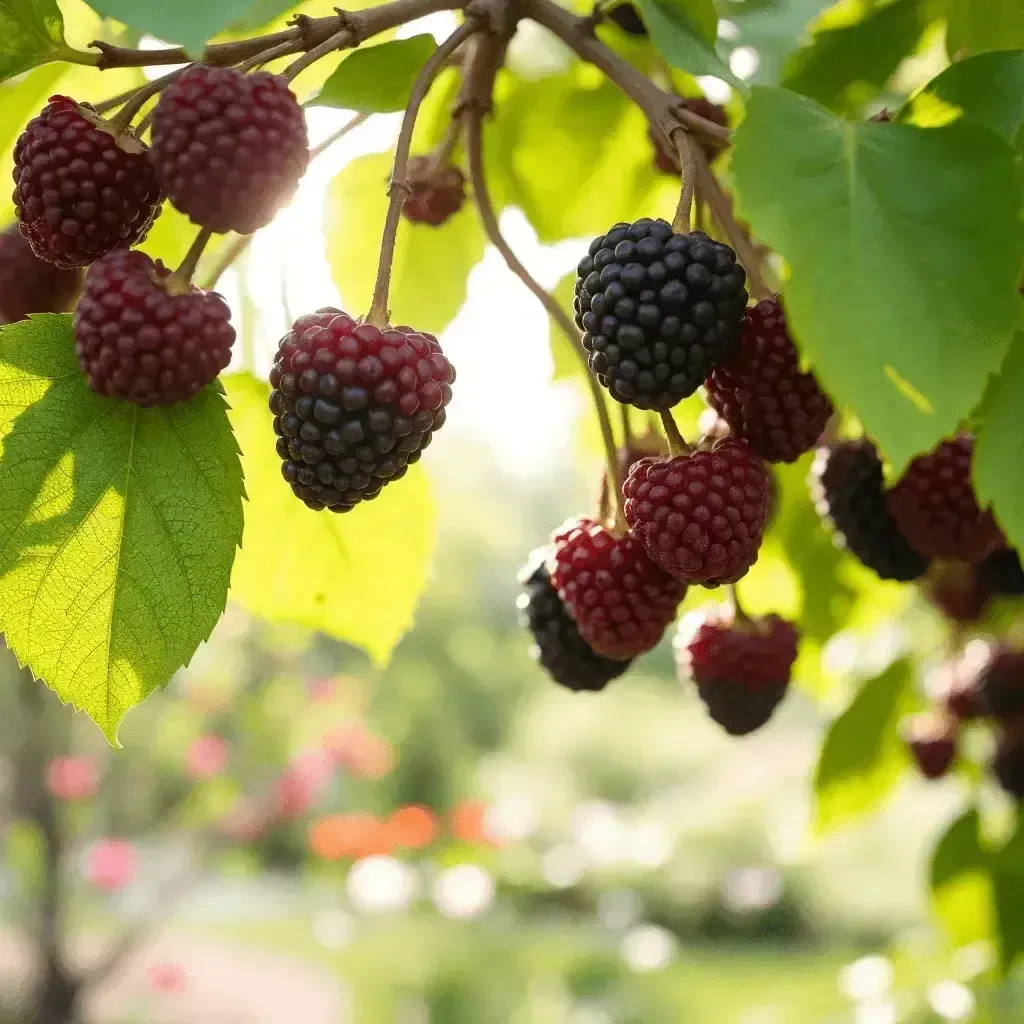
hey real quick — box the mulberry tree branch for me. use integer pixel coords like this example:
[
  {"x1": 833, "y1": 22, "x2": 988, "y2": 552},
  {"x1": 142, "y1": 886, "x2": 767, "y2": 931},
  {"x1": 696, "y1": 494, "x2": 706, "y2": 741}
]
[{"x1": 90, "y1": 0, "x2": 466, "y2": 69}]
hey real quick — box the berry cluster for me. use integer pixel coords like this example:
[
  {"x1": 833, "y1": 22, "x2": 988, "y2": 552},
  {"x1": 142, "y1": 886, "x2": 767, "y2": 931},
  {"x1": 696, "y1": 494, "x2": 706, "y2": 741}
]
[
  {"x1": 8, "y1": 64, "x2": 454, "y2": 513},
  {"x1": 520, "y1": 223, "x2": 825, "y2": 735},
  {"x1": 905, "y1": 641, "x2": 1024, "y2": 799},
  {"x1": 268, "y1": 309, "x2": 454, "y2": 512},
  {"x1": 811, "y1": 434, "x2": 1007, "y2": 586}
]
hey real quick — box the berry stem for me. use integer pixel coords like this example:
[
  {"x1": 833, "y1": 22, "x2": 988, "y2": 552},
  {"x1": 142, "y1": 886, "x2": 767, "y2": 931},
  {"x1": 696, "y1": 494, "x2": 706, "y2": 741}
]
[
  {"x1": 660, "y1": 410, "x2": 690, "y2": 457},
  {"x1": 691, "y1": 144, "x2": 770, "y2": 301},
  {"x1": 464, "y1": 102, "x2": 626, "y2": 533},
  {"x1": 670, "y1": 128, "x2": 697, "y2": 234},
  {"x1": 426, "y1": 118, "x2": 463, "y2": 175},
  {"x1": 620, "y1": 404, "x2": 634, "y2": 447},
  {"x1": 366, "y1": 20, "x2": 479, "y2": 329},
  {"x1": 728, "y1": 584, "x2": 754, "y2": 627},
  {"x1": 94, "y1": 69, "x2": 181, "y2": 115},
  {"x1": 172, "y1": 229, "x2": 214, "y2": 290},
  {"x1": 107, "y1": 75, "x2": 168, "y2": 136}
]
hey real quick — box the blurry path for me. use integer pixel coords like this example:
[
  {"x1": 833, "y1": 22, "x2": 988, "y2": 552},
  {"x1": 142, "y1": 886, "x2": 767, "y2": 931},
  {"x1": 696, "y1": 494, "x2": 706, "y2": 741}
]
[{"x1": 0, "y1": 928, "x2": 346, "y2": 1024}]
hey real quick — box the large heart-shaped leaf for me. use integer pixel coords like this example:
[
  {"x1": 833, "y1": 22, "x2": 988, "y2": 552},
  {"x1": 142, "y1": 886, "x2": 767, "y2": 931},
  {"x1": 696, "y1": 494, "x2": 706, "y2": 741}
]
[
  {"x1": 0, "y1": 316, "x2": 244, "y2": 742},
  {"x1": 731, "y1": 86, "x2": 1024, "y2": 473}
]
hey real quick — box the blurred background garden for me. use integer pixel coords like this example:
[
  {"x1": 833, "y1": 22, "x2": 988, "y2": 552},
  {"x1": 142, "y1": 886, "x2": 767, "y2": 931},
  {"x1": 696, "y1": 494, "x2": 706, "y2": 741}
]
[{"x1": 1, "y1": 0, "x2": 1023, "y2": 1021}]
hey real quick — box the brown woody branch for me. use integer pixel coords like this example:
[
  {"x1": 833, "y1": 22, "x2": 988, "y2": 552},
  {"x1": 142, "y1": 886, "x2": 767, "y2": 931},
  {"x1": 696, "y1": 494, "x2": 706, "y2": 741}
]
[{"x1": 91, "y1": 0, "x2": 466, "y2": 69}]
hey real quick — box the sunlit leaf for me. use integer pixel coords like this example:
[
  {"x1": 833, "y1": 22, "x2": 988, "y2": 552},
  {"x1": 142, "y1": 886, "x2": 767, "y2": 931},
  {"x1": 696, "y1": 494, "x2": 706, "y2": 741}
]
[
  {"x1": 813, "y1": 659, "x2": 920, "y2": 833},
  {"x1": 946, "y1": 0, "x2": 1024, "y2": 58},
  {"x1": 717, "y1": 0, "x2": 834, "y2": 86},
  {"x1": 225, "y1": 373, "x2": 436, "y2": 666},
  {"x1": 634, "y1": 0, "x2": 740, "y2": 86},
  {"x1": 0, "y1": 316, "x2": 244, "y2": 743},
  {"x1": 548, "y1": 271, "x2": 586, "y2": 382},
  {"x1": 930, "y1": 808, "x2": 997, "y2": 951},
  {"x1": 0, "y1": 0, "x2": 71, "y2": 84},
  {"x1": 488, "y1": 74, "x2": 664, "y2": 243},
  {"x1": 731, "y1": 87, "x2": 1024, "y2": 473},
  {"x1": 993, "y1": 808, "x2": 1024, "y2": 972},
  {"x1": 311, "y1": 35, "x2": 437, "y2": 113},
  {"x1": 907, "y1": 49, "x2": 1024, "y2": 147},
  {"x1": 324, "y1": 150, "x2": 485, "y2": 335},
  {"x1": 87, "y1": 0, "x2": 253, "y2": 55},
  {"x1": 782, "y1": 0, "x2": 927, "y2": 113}
]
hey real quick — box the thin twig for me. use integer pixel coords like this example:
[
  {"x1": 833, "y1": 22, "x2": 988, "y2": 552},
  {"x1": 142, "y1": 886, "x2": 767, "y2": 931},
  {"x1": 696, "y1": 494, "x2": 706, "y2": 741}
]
[
  {"x1": 426, "y1": 117, "x2": 463, "y2": 175},
  {"x1": 671, "y1": 128, "x2": 698, "y2": 234},
  {"x1": 523, "y1": 0, "x2": 729, "y2": 149},
  {"x1": 236, "y1": 39, "x2": 305, "y2": 73},
  {"x1": 366, "y1": 20, "x2": 479, "y2": 328},
  {"x1": 282, "y1": 27, "x2": 352, "y2": 81},
  {"x1": 692, "y1": 144, "x2": 770, "y2": 300},
  {"x1": 465, "y1": 105, "x2": 626, "y2": 532},
  {"x1": 310, "y1": 111, "x2": 372, "y2": 158}
]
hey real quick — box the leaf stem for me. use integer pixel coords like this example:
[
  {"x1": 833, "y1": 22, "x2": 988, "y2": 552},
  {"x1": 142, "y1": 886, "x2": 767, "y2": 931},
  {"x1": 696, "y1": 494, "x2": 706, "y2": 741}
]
[{"x1": 366, "y1": 20, "x2": 478, "y2": 329}]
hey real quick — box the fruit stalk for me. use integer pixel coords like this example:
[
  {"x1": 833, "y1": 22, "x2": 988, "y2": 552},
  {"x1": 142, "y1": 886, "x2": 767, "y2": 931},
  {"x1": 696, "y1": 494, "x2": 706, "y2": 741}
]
[
  {"x1": 691, "y1": 144, "x2": 770, "y2": 300},
  {"x1": 670, "y1": 128, "x2": 698, "y2": 233},
  {"x1": 463, "y1": 98, "x2": 626, "y2": 532},
  {"x1": 659, "y1": 410, "x2": 690, "y2": 457},
  {"x1": 366, "y1": 20, "x2": 479, "y2": 329}
]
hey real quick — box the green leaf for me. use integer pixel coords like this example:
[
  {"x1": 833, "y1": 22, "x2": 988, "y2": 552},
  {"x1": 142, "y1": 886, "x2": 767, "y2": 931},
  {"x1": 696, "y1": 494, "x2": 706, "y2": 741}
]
[
  {"x1": 0, "y1": 0, "x2": 70, "y2": 84},
  {"x1": 946, "y1": 0, "x2": 1024, "y2": 58},
  {"x1": 717, "y1": 0, "x2": 835, "y2": 86},
  {"x1": 731, "y1": 87, "x2": 1024, "y2": 473},
  {"x1": 976, "y1": 329, "x2": 1024, "y2": 561},
  {"x1": 993, "y1": 809, "x2": 1024, "y2": 972},
  {"x1": 907, "y1": 50, "x2": 1024, "y2": 148},
  {"x1": 224, "y1": 373, "x2": 436, "y2": 666},
  {"x1": 488, "y1": 75, "x2": 663, "y2": 244},
  {"x1": 324, "y1": 151, "x2": 485, "y2": 335},
  {"x1": 782, "y1": 0, "x2": 927, "y2": 113},
  {"x1": 813, "y1": 659, "x2": 919, "y2": 833},
  {"x1": 930, "y1": 808, "x2": 997, "y2": 950},
  {"x1": 634, "y1": 0, "x2": 741, "y2": 86},
  {"x1": 227, "y1": 0, "x2": 304, "y2": 34},
  {"x1": 87, "y1": 0, "x2": 248, "y2": 55},
  {"x1": 310, "y1": 35, "x2": 437, "y2": 113},
  {"x1": 0, "y1": 316, "x2": 244, "y2": 743}
]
